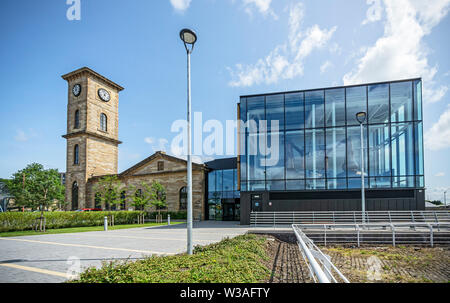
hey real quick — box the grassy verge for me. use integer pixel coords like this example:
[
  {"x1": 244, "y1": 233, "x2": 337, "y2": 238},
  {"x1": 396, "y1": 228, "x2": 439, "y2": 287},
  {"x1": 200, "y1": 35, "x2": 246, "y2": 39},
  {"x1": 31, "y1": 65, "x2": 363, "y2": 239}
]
[
  {"x1": 0, "y1": 222, "x2": 183, "y2": 237},
  {"x1": 71, "y1": 234, "x2": 271, "y2": 283}
]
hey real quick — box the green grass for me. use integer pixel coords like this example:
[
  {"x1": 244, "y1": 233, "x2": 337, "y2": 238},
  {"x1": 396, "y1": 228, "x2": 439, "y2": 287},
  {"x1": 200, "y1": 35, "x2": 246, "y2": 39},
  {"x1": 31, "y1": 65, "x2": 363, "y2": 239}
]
[
  {"x1": 0, "y1": 222, "x2": 183, "y2": 237},
  {"x1": 71, "y1": 234, "x2": 271, "y2": 283}
]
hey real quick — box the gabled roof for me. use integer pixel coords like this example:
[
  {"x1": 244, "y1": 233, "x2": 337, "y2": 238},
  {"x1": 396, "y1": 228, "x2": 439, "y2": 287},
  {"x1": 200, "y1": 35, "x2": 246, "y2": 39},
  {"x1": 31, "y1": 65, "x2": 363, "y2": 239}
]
[
  {"x1": 119, "y1": 151, "x2": 206, "y2": 177},
  {"x1": 61, "y1": 67, "x2": 124, "y2": 92}
]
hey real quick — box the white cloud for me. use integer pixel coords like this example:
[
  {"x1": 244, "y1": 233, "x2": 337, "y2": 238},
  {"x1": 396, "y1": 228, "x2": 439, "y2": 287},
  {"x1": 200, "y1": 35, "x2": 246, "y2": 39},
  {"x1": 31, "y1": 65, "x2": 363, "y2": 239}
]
[
  {"x1": 320, "y1": 61, "x2": 333, "y2": 74},
  {"x1": 170, "y1": 0, "x2": 191, "y2": 12},
  {"x1": 362, "y1": 0, "x2": 383, "y2": 25},
  {"x1": 228, "y1": 2, "x2": 337, "y2": 87},
  {"x1": 344, "y1": 0, "x2": 450, "y2": 104},
  {"x1": 144, "y1": 137, "x2": 154, "y2": 144},
  {"x1": 14, "y1": 129, "x2": 28, "y2": 142},
  {"x1": 435, "y1": 172, "x2": 446, "y2": 177},
  {"x1": 242, "y1": 0, "x2": 277, "y2": 19},
  {"x1": 145, "y1": 137, "x2": 169, "y2": 152},
  {"x1": 425, "y1": 106, "x2": 450, "y2": 151}
]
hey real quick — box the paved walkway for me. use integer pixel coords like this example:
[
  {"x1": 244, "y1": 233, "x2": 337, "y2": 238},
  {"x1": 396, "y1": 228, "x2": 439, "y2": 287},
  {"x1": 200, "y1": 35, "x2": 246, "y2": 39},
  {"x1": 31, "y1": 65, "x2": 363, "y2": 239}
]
[{"x1": 0, "y1": 221, "x2": 253, "y2": 283}]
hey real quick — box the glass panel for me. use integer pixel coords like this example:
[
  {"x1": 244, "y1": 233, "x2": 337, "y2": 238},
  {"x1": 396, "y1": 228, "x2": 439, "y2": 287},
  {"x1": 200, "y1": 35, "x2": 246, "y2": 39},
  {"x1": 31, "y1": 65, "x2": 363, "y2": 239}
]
[
  {"x1": 414, "y1": 122, "x2": 424, "y2": 175},
  {"x1": 368, "y1": 84, "x2": 389, "y2": 124},
  {"x1": 305, "y1": 90, "x2": 324, "y2": 128},
  {"x1": 370, "y1": 177, "x2": 391, "y2": 188},
  {"x1": 266, "y1": 94, "x2": 284, "y2": 131},
  {"x1": 266, "y1": 180, "x2": 285, "y2": 191},
  {"x1": 233, "y1": 169, "x2": 238, "y2": 192},
  {"x1": 325, "y1": 127, "x2": 346, "y2": 179},
  {"x1": 285, "y1": 130, "x2": 305, "y2": 179},
  {"x1": 416, "y1": 176, "x2": 424, "y2": 188},
  {"x1": 247, "y1": 133, "x2": 265, "y2": 180},
  {"x1": 327, "y1": 178, "x2": 346, "y2": 190},
  {"x1": 393, "y1": 176, "x2": 415, "y2": 188},
  {"x1": 246, "y1": 96, "x2": 265, "y2": 133},
  {"x1": 305, "y1": 129, "x2": 325, "y2": 178},
  {"x1": 216, "y1": 170, "x2": 223, "y2": 193},
  {"x1": 369, "y1": 124, "x2": 390, "y2": 177},
  {"x1": 208, "y1": 171, "x2": 216, "y2": 192},
  {"x1": 239, "y1": 97, "x2": 247, "y2": 124},
  {"x1": 391, "y1": 81, "x2": 413, "y2": 122},
  {"x1": 346, "y1": 86, "x2": 367, "y2": 126},
  {"x1": 286, "y1": 180, "x2": 305, "y2": 190},
  {"x1": 348, "y1": 177, "x2": 368, "y2": 189},
  {"x1": 285, "y1": 92, "x2": 304, "y2": 130},
  {"x1": 325, "y1": 88, "x2": 345, "y2": 127},
  {"x1": 223, "y1": 169, "x2": 233, "y2": 192},
  {"x1": 414, "y1": 80, "x2": 422, "y2": 121},
  {"x1": 391, "y1": 123, "x2": 414, "y2": 176},
  {"x1": 347, "y1": 126, "x2": 368, "y2": 178},
  {"x1": 240, "y1": 181, "x2": 247, "y2": 191},
  {"x1": 265, "y1": 132, "x2": 285, "y2": 180},
  {"x1": 248, "y1": 181, "x2": 265, "y2": 191},
  {"x1": 306, "y1": 179, "x2": 325, "y2": 190}
]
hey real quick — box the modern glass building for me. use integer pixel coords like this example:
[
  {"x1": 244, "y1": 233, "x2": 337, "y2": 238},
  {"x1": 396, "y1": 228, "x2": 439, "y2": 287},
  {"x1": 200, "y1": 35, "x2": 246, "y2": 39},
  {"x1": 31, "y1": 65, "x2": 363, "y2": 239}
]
[
  {"x1": 237, "y1": 79, "x2": 425, "y2": 224},
  {"x1": 205, "y1": 158, "x2": 240, "y2": 221}
]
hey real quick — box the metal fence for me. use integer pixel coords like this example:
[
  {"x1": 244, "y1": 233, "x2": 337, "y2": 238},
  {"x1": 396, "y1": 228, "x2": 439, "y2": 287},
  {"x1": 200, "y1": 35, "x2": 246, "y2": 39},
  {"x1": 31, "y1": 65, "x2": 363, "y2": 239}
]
[
  {"x1": 251, "y1": 210, "x2": 450, "y2": 226},
  {"x1": 293, "y1": 222, "x2": 450, "y2": 247},
  {"x1": 292, "y1": 224, "x2": 350, "y2": 283}
]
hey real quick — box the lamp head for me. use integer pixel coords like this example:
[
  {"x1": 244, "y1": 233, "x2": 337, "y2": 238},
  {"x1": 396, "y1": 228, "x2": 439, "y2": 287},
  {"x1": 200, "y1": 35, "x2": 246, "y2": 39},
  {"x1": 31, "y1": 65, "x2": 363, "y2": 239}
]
[
  {"x1": 356, "y1": 112, "x2": 367, "y2": 124},
  {"x1": 180, "y1": 28, "x2": 197, "y2": 45}
]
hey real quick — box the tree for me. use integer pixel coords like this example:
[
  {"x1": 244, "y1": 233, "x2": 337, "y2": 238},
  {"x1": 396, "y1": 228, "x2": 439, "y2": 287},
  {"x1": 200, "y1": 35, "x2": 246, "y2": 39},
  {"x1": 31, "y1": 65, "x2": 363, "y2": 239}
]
[
  {"x1": 128, "y1": 182, "x2": 152, "y2": 211},
  {"x1": 149, "y1": 181, "x2": 167, "y2": 217},
  {"x1": 94, "y1": 175, "x2": 122, "y2": 210},
  {"x1": 7, "y1": 163, "x2": 65, "y2": 231}
]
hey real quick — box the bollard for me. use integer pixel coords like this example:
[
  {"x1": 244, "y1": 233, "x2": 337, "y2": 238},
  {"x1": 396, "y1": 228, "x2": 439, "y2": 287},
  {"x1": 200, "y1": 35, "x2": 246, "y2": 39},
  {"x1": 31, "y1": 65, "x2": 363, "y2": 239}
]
[
  {"x1": 104, "y1": 216, "x2": 108, "y2": 231},
  {"x1": 168, "y1": 214, "x2": 171, "y2": 225}
]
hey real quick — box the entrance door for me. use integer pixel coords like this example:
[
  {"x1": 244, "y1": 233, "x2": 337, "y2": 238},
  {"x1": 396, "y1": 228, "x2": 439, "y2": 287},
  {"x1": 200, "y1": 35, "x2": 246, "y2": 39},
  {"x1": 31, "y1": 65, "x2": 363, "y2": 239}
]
[
  {"x1": 222, "y1": 202, "x2": 235, "y2": 221},
  {"x1": 251, "y1": 194, "x2": 263, "y2": 212}
]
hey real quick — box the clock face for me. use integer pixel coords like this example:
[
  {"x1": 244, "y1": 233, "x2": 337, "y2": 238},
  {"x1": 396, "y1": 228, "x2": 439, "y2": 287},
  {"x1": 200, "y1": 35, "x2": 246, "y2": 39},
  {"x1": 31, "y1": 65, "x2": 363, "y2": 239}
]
[
  {"x1": 98, "y1": 88, "x2": 111, "y2": 102},
  {"x1": 72, "y1": 84, "x2": 81, "y2": 97}
]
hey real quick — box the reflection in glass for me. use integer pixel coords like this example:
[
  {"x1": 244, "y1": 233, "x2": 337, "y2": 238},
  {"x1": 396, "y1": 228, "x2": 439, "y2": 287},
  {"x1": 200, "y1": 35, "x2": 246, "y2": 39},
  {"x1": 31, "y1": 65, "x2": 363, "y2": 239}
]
[
  {"x1": 216, "y1": 170, "x2": 223, "y2": 193},
  {"x1": 247, "y1": 133, "x2": 265, "y2": 181},
  {"x1": 265, "y1": 132, "x2": 285, "y2": 180},
  {"x1": 368, "y1": 84, "x2": 389, "y2": 123},
  {"x1": 305, "y1": 90, "x2": 324, "y2": 128},
  {"x1": 266, "y1": 180, "x2": 285, "y2": 191},
  {"x1": 326, "y1": 127, "x2": 346, "y2": 179},
  {"x1": 348, "y1": 177, "x2": 368, "y2": 189},
  {"x1": 393, "y1": 176, "x2": 415, "y2": 188},
  {"x1": 391, "y1": 123, "x2": 414, "y2": 176},
  {"x1": 266, "y1": 94, "x2": 284, "y2": 131},
  {"x1": 369, "y1": 124, "x2": 390, "y2": 177},
  {"x1": 208, "y1": 171, "x2": 216, "y2": 192},
  {"x1": 285, "y1": 93, "x2": 304, "y2": 130},
  {"x1": 391, "y1": 81, "x2": 412, "y2": 122},
  {"x1": 325, "y1": 88, "x2": 345, "y2": 127},
  {"x1": 286, "y1": 180, "x2": 305, "y2": 190},
  {"x1": 346, "y1": 86, "x2": 367, "y2": 126},
  {"x1": 414, "y1": 122, "x2": 424, "y2": 175},
  {"x1": 327, "y1": 178, "x2": 346, "y2": 190},
  {"x1": 414, "y1": 80, "x2": 422, "y2": 121},
  {"x1": 347, "y1": 126, "x2": 368, "y2": 178},
  {"x1": 370, "y1": 177, "x2": 391, "y2": 188},
  {"x1": 223, "y1": 169, "x2": 234, "y2": 192},
  {"x1": 246, "y1": 96, "x2": 264, "y2": 133},
  {"x1": 305, "y1": 129, "x2": 325, "y2": 179},
  {"x1": 286, "y1": 130, "x2": 305, "y2": 179},
  {"x1": 306, "y1": 179, "x2": 325, "y2": 190}
]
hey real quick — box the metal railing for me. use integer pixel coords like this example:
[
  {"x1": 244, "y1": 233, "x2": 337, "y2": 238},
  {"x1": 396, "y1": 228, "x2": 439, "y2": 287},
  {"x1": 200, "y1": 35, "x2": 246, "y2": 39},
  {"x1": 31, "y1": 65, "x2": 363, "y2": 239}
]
[
  {"x1": 292, "y1": 224, "x2": 350, "y2": 283},
  {"x1": 293, "y1": 222, "x2": 450, "y2": 247},
  {"x1": 251, "y1": 210, "x2": 450, "y2": 226}
]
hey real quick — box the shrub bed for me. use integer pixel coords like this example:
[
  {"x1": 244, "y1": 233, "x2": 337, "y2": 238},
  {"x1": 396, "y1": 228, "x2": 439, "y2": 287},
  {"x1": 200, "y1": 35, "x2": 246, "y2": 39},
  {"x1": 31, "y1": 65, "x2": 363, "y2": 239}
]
[
  {"x1": 72, "y1": 234, "x2": 270, "y2": 283},
  {"x1": 0, "y1": 211, "x2": 144, "y2": 232}
]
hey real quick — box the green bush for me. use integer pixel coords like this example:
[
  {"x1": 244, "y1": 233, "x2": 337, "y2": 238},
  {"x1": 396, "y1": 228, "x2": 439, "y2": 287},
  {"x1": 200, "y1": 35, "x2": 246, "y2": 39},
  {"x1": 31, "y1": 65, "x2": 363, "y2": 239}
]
[
  {"x1": 0, "y1": 211, "x2": 144, "y2": 232},
  {"x1": 145, "y1": 211, "x2": 187, "y2": 220}
]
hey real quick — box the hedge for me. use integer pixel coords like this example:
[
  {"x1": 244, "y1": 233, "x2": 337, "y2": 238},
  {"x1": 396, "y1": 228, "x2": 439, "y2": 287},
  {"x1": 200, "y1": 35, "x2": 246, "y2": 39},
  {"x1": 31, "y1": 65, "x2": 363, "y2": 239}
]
[
  {"x1": 145, "y1": 211, "x2": 187, "y2": 220},
  {"x1": 0, "y1": 211, "x2": 145, "y2": 232}
]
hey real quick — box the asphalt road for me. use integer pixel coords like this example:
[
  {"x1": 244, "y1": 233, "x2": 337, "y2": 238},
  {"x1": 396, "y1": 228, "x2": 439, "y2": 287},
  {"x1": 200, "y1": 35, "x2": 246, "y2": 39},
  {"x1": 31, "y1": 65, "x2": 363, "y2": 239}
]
[{"x1": 0, "y1": 221, "x2": 252, "y2": 283}]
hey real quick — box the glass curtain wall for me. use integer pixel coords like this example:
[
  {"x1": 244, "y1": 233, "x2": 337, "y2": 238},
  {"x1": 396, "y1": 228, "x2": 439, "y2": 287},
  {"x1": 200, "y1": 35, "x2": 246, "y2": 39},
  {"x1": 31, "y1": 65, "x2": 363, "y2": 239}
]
[
  {"x1": 240, "y1": 79, "x2": 424, "y2": 191},
  {"x1": 208, "y1": 169, "x2": 239, "y2": 220}
]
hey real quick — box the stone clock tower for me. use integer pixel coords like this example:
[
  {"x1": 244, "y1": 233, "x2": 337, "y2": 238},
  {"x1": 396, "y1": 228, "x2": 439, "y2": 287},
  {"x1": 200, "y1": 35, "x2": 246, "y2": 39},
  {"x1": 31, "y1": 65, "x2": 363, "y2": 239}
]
[{"x1": 62, "y1": 67, "x2": 124, "y2": 210}]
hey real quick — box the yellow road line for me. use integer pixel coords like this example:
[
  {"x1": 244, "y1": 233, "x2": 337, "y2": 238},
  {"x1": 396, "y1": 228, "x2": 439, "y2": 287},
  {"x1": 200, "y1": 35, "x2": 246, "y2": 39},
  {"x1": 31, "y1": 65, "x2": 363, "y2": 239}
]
[
  {"x1": 0, "y1": 263, "x2": 67, "y2": 278},
  {"x1": 0, "y1": 237, "x2": 175, "y2": 255}
]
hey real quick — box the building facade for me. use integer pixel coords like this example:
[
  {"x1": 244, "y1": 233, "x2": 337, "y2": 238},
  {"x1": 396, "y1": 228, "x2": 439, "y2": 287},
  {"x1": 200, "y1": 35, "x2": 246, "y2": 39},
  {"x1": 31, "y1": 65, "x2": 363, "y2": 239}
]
[{"x1": 238, "y1": 79, "x2": 425, "y2": 224}]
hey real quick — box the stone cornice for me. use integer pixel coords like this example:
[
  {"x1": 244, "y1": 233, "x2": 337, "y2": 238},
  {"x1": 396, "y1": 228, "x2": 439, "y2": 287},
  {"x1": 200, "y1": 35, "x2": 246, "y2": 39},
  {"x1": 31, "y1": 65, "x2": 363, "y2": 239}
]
[
  {"x1": 61, "y1": 67, "x2": 124, "y2": 92},
  {"x1": 62, "y1": 131, "x2": 122, "y2": 145}
]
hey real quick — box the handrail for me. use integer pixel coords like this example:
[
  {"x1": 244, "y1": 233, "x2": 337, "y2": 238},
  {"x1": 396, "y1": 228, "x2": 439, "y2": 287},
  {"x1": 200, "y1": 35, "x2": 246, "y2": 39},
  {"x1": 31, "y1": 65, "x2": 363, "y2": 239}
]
[{"x1": 292, "y1": 224, "x2": 350, "y2": 283}]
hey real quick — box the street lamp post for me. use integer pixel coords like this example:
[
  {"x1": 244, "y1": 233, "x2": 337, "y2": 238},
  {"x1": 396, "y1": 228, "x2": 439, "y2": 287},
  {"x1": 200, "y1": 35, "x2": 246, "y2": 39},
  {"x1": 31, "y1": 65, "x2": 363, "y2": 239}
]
[
  {"x1": 356, "y1": 112, "x2": 367, "y2": 223},
  {"x1": 180, "y1": 28, "x2": 197, "y2": 255},
  {"x1": 445, "y1": 190, "x2": 448, "y2": 207}
]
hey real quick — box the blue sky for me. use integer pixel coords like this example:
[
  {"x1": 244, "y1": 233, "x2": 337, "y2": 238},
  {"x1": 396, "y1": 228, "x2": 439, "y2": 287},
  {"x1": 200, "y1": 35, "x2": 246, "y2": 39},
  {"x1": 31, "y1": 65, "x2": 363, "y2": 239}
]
[{"x1": 0, "y1": 0, "x2": 449, "y2": 201}]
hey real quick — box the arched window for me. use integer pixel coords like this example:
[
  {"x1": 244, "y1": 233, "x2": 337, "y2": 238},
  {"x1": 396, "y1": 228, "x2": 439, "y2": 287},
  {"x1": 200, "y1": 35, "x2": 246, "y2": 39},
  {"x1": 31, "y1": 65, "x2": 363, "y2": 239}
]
[
  {"x1": 179, "y1": 187, "x2": 187, "y2": 210},
  {"x1": 100, "y1": 113, "x2": 107, "y2": 132},
  {"x1": 120, "y1": 191, "x2": 126, "y2": 210},
  {"x1": 74, "y1": 110, "x2": 80, "y2": 129},
  {"x1": 94, "y1": 193, "x2": 101, "y2": 209},
  {"x1": 74, "y1": 145, "x2": 79, "y2": 165},
  {"x1": 72, "y1": 181, "x2": 78, "y2": 210}
]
